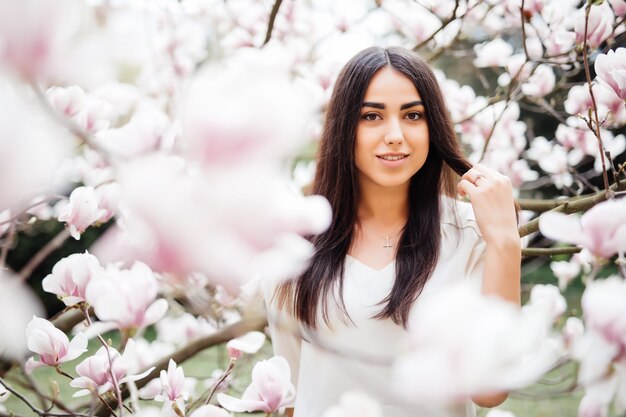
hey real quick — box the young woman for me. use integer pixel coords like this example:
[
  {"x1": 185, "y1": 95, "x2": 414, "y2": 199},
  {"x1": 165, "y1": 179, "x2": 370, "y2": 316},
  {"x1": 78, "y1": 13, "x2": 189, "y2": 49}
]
[{"x1": 265, "y1": 46, "x2": 521, "y2": 417}]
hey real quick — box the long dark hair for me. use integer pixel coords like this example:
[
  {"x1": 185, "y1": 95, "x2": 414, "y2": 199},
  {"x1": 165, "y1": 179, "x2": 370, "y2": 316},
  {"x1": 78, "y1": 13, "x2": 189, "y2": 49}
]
[{"x1": 277, "y1": 46, "x2": 472, "y2": 328}]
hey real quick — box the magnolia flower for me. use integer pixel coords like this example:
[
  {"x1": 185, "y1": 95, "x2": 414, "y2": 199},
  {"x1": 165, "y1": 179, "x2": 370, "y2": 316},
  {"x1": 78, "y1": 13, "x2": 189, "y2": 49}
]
[
  {"x1": 0, "y1": 0, "x2": 83, "y2": 80},
  {"x1": 473, "y1": 38, "x2": 513, "y2": 68},
  {"x1": 392, "y1": 282, "x2": 560, "y2": 404},
  {"x1": 155, "y1": 313, "x2": 215, "y2": 346},
  {"x1": 226, "y1": 331, "x2": 266, "y2": 359},
  {"x1": 95, "y1": 182, "x2": 121, "y2": 223},
  {"x1": 581, "y1": 277, "x2": 626, "y2": 353},
  {"x1": 70, "y1": 343, "x2": 153, "y2": 397},
  {"x1": 217, "y1": 356, "x2": 295, "y2": 413},
  {"x1": 321, "y1": 391, "x2": 383, "y2": 417},
  {"x1": 85, "y1": 262, "x2": 168, "y2": 331},
  {"x1": 525, "y1": 284, "x2": 567, "y2": 323},
  {"x1": 25, "y1": 316, "x2": 87, "y2": 373},
  {"x1": 609, "y1": 0, "x2": 626, "y2": 16},
  {"x1": 46, "y1": 85, "x2": 86, "y2": 117},
  {"x1": 574, "y1": 2, "x2": 614, "y2": 48},
  {"x1": 521, "y1": 64, "x2": 555, "y2": 97},
  {"x1": 58, "y1": 186, "x2": 106, "y2": 240},
  {"x1": 539, "y1": 198, "x2": 626, "y2": 259},
  {"x1": 550, "y1": 260, "x2": 580, "y2": 290},
  {"x1": 155, "y1": 360, "x2": 188, "y2": 413},
  {"x1": 595, "y1": 48, "x2": 626, "y2": 100},
  {"x1": 42, "y1": 252, "x2": 102, "y2": 306}
]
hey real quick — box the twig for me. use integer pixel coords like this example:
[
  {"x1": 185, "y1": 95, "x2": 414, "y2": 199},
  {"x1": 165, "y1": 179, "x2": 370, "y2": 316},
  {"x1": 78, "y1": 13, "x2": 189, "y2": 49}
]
[
  {"x1": 205, "y1": 358, "x2": 236, "y2": 405},
  {"x1": 581, "y1": 2, "x2": 610, "y2": 194},
  {"x1": 18, "y1": 229, "x2": 71, "y2": 281},
  {"x1": 0, "y1": 377, "x2": 92, "y2": 417},
  {"x1": 81, "y1": 306, "x2": 124, "y2": 417},
  {"x1": 0, "y1": 222, "x2": 16, "y2": 268},
  {"x1": 263, "y1": 0, "x2": 283, "y2": 46},
  {"x1": 518, "y1": 178, "x2": 626, "y2": 237}
]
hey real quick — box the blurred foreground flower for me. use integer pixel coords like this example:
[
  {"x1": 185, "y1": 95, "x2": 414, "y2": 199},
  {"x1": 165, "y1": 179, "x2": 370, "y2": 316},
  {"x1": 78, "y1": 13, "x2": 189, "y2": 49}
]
[
  {"x1": 595, "y1": 47, "x2": 626, "y2": 100},
  {"x1": 217, "y1": 356, "x2": 295, "y2": 413},
  {"x1": 539, "y1": 198, "x2": 626, "y2": 259},
  {"x1": 25, "y1": 316, "x2": 87, "y2": 373},
  {"x1": 0, "y1": 81, "x2": 76, "y2": 212},
  {"x1": 321, "y1": 391, "x2": 383, "y2": 417},
  {"x1": 189, "y1": 405, "x2": 231, "y2": 417},
  {"x1": 571, "y1": 277, "x2": 626, "y2": 417},
  {"x1": 0, "y1": 272, "x2": 44, "y2": 361},
  {"x1": 392, "y1": 282, "x2": 561, "y2": 404}
]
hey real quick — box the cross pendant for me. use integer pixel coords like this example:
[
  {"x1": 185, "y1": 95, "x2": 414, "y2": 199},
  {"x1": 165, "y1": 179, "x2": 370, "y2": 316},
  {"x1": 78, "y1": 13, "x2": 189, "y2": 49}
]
[{"x1": 383, "y1": 236, "x2": 393, "y2": 255}]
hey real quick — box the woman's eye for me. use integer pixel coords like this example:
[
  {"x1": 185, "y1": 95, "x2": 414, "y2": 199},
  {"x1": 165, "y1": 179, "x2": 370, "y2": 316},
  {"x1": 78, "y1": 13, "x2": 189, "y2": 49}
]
[
  {"x1": 405, "y1": 112, "x2": 422, "y2": 120},
  {"x1": 362, "y1": 113, "x2": 380, "y2": 121}
]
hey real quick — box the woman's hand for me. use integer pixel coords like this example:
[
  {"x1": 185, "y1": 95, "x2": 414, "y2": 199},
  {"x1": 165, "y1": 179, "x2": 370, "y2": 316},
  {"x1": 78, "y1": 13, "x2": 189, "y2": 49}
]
[
  {"x1": 458, "y1": 163, "x2": 521, "y2": 306},
  {"x1": 457, "y1": 164, "x2": 519, "y2": 245}
]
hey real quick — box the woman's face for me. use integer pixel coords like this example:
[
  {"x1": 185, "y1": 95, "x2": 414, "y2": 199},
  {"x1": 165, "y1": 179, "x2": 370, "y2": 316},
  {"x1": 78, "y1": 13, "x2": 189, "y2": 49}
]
[{"x1": 355, "y1": 66, "x2": 430, "y2": 191}]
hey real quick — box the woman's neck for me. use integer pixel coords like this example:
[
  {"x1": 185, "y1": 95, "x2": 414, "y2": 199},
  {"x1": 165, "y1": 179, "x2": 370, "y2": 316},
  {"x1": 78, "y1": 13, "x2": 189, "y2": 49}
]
[{"x1": 357, "y1": 181, "x2": 409, "y2": 228}]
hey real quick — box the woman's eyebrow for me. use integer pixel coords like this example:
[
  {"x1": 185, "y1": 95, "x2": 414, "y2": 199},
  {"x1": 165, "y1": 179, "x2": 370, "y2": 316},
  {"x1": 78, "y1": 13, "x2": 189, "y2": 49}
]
[{"x1": 361, "y1": 100, "x2": 424, "y2": 110}]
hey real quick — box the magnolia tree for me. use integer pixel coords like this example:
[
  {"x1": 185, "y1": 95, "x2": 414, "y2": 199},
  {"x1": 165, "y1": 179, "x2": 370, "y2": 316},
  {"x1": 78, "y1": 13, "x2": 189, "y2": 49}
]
[{"x1": 0, "y1": 0, "x2": 625, "y2": 416}]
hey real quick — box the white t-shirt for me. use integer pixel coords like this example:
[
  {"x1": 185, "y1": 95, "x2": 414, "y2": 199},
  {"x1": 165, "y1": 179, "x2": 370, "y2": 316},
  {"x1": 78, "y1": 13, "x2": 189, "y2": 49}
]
[{"x1": 264, "y1": 198, "x2": 486, "y2": 417}]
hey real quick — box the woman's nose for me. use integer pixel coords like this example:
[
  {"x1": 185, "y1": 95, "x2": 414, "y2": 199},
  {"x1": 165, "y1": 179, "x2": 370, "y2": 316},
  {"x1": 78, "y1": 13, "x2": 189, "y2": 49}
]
[{"x1": 384, "y1": 120, "x2": 404, "y2": 144}]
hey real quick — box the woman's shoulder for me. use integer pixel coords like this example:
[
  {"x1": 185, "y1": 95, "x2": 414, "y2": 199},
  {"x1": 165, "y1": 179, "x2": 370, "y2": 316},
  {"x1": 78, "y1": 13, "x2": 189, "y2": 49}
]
[{"x1": 440, "y1": 195, "x2": 482, "y2": 238}]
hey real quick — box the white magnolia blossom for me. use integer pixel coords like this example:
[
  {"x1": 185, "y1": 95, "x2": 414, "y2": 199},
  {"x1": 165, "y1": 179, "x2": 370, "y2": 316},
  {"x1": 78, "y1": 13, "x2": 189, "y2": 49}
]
[
  {"x1": 392, "y1": 282, "x2": 561, "y2": 405},
  {"x1": 321, "y1": 391, "x2": 383, "y2": 417}
]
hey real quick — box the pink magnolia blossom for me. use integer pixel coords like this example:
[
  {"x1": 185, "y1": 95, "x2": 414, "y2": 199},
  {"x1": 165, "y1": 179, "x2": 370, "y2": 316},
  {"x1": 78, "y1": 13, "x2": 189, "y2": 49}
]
[
  {"x1": 70, "y1": 342, "x2": 153, "y2": 397},
  {"x1": 539, "y1": 198, "x2": 626, "y2": 259},
  {"x1": 42, "y1": 252, "x2": 102, "y2": 306},
  {"x1": 575, "y1": 3, "x2": 614, "y2": 49},
  {"x1": 521, "y1": 64, "x2": 555, "y2": 97},
  {"x1": 58, "y1": 186, "x2": 106, "y2": 240},
  {"x1": 0, "y1": 0, "x2": 83, "y2": 80},
  {"x1": 595, "y1": 48, "x2": 626, "y2": 100},
  {"x1": 545, "y1": 29, "x2": 576, "y2": 59},
  {"x1": 25, "y1": 316, "x2": 87, "y2": 373},
  {"x1": 45, "y1": 85, "x2": 86, "y2": 117},
  {"x1": 155, "y1": 313, "x2": 215, "y2": 346},
  {"x1": 94, "y1": 182, "x2": 121, "y2": 223},
  {"x1": 85, "y1": 262, "x2": 168, "y2": 331},
  {"x1": 321, "y1": 391, "x2": 383, "y2": 417},
  {"x1": 582, "y1": 277, "x2": 626, "y2": 353},
  {"x1": 217, "y1": 356, "x2": 296, "y2": 413},
  {"x1": 155, "y1": 359, "x2": 188, "y2": 412},
  {"x1": 609, "y1": 0, "x2": 626, "y2": 16},
  {"x1": 226, "y1": 331, "x2": 266, "y2": 359},
  {"x1": 473, "y1": 38, "x2": 513, "y2": 68}
]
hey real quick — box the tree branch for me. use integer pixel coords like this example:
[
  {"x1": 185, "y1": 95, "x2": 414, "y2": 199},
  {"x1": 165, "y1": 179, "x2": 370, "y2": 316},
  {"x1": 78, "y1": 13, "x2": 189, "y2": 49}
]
[
  {"x1": 522, "y1": 247, "x2": 581, "y2": 257},
  {"x1": 18, "y1": 229, "x2": 71, "y2": 281},
  {"x1": 518, "y1": 178, "x2": 626, "y2": 237},
  {"x1": 263, "y1": 0, "x2": 283, "y2": 46}
]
